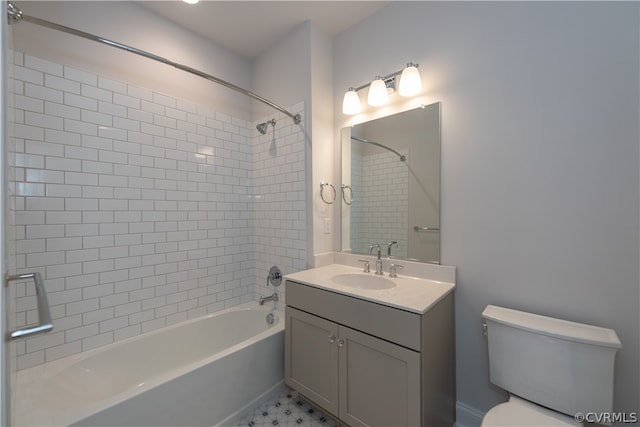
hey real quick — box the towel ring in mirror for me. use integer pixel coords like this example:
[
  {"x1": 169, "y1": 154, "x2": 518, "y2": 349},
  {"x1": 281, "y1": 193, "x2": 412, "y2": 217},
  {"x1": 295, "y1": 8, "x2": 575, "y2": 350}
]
[{"x1": 342, "y1": 184, "x2": 353, "y2": 205}]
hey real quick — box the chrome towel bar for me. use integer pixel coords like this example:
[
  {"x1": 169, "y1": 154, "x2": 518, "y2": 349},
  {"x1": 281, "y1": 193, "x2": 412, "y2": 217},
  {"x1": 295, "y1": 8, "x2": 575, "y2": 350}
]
[
  {"x1": 413, "y1": 226, "x2": 440, "y2": 232},
  {"x1": 7, "y1": 272, "x2": 53, "y2": 339}
]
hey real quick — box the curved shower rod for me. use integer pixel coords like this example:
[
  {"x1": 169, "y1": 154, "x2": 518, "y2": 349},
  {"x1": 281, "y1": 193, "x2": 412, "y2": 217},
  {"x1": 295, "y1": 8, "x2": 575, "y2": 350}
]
[
  {"x1": 7, "y1": 2, "x2": 301, "y2": 125},
  {"x1": 351, "y1": 135, "x2": 406, "y2": 162}
]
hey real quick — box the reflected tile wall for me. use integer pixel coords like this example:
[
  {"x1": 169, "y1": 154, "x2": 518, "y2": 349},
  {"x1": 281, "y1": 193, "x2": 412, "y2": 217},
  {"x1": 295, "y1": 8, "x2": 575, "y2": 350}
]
[{"x1": 350, "y1": 149, "x2": 408, "y2": 258}]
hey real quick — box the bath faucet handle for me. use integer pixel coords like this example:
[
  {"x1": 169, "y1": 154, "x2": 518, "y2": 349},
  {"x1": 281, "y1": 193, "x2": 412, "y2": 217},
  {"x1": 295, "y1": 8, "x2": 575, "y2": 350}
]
[
  {"x1": 358, "y1": 259, "x2": 370, "y2": 273},
  {"x1": 389, "y1": 263, "x2": 404, "y2": 278},
  {"x1": 266, "y1": 265, "x2": 282, "y2": 287}
]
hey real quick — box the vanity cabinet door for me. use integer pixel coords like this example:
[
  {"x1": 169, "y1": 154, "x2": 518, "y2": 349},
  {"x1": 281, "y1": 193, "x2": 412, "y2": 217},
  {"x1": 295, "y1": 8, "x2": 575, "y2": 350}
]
[
  {"x1": 338, "y1": 326, "x2": 421, "y2": 427},
  {"x1": 285, "y1": 306, "x2": 340, "y2": 417}
]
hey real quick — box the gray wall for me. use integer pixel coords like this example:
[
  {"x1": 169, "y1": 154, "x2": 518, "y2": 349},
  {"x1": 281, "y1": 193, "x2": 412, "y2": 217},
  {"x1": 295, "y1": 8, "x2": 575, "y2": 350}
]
[{"x1": 333, "y1": 1, "x2": 639, "y2": 421}]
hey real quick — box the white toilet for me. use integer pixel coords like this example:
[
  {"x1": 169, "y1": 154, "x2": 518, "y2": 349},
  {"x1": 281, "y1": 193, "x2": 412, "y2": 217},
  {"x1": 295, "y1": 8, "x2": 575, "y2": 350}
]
[{"x1": 481, "y1": 305, "x2": 622, "y2": 426}]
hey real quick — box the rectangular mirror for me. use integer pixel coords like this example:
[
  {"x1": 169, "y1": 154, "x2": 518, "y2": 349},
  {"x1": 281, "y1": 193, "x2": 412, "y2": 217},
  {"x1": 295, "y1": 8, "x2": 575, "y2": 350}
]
[{"x1": 341, "y1": 102, "x2": 441, "y2": 263}]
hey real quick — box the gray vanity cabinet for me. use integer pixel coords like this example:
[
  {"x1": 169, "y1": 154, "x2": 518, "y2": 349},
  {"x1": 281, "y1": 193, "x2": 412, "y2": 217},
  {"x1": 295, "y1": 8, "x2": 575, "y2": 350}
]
[
  {"x1": 285, "y1": 306, "x2": 340, "y2": 415},
  {"x1": 337, "y1": 323, "x2": 421, "y2": 426},
  {"x1": 284, "y1": 279, "x2": 455, "y2": 427}
]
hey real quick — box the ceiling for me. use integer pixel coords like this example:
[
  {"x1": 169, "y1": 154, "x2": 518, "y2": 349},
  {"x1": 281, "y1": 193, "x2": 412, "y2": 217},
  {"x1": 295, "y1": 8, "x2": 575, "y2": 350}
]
[{"x1": 137, "y1": 1, "x2": 390, "y2": 59}]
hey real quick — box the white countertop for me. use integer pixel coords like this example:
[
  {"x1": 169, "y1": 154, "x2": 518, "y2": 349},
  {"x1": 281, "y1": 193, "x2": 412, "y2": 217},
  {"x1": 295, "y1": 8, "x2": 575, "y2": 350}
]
[{"x1": 285, "y1": 264, "x2": 455, "y2": 314}]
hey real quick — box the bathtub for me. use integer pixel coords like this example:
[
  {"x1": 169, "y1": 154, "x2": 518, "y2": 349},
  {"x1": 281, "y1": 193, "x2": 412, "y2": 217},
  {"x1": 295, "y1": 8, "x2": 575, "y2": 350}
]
[{"x1": 14, "y1": 302, "x2": 284, "y2": 427}]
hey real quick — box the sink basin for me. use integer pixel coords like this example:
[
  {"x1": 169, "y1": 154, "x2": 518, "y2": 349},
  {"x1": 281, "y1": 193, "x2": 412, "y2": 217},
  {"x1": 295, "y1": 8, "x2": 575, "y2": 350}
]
[{"x1": 331, "y1": 273, "x2": 396, "y2": 290}]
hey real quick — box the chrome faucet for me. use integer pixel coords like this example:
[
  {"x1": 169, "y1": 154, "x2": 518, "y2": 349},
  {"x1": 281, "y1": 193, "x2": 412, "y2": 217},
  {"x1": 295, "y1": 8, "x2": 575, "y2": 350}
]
[
  {"x1": 387, "y1": 241, "x2": 398, "y2": 257},
  {"x1": 368, "y1": 244, "x2": 383, "y2": 275},
  {"x1": 259, "y1": 293, "x2": 278, "y2": 305}
]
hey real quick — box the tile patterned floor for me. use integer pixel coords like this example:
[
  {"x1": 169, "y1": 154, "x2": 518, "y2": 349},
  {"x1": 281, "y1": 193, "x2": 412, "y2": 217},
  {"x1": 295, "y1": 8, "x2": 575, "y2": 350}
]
[{"x1": 231, "y1": 386, "x2": 343, "y2": 427}]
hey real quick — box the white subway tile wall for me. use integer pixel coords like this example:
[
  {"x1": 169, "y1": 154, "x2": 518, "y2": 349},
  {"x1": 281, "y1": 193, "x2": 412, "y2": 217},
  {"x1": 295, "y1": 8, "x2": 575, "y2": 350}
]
[{"x1": 11, "y1": 52, "x2": 306, "y2": 370}]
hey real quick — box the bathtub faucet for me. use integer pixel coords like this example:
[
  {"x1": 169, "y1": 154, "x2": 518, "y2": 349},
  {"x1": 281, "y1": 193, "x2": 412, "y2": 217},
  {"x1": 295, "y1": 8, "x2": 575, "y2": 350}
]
[{"x1": 259, "y1": 293, "x2": 278, "y2": 305}]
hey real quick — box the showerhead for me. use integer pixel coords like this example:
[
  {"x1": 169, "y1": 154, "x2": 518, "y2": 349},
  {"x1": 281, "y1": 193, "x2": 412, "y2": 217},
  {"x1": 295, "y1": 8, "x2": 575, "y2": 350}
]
[
  {"x1": 256, "y1": 119, "x2": 276, "y2": 135},
  {"x1": 256, "y1": 123, "x2": 268, "y2": 134}
]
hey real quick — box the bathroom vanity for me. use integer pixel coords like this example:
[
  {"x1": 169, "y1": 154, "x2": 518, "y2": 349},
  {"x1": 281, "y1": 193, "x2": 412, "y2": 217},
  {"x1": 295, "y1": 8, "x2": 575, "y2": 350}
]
[{"x1": 284, "y1": 263, "x2": 455, "y2": 427}]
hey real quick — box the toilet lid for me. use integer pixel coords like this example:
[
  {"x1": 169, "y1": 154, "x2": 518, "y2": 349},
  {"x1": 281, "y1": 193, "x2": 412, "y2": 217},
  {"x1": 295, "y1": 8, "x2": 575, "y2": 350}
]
[{"x1": 482, "y1": 396, "x2": 580, "y2": 427}]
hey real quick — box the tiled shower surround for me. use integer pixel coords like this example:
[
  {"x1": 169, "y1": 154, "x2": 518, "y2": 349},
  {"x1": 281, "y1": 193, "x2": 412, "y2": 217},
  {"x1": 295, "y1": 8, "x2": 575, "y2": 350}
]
[{"x1": 10, "y1": 52, "x2": 306, "y2": 370}]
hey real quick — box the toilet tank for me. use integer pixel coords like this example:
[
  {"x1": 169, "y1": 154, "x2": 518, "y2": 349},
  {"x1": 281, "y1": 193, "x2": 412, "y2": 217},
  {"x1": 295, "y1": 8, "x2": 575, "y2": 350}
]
[{"x1": 482, "y1": 305, "x2": 621, "y2": 418}]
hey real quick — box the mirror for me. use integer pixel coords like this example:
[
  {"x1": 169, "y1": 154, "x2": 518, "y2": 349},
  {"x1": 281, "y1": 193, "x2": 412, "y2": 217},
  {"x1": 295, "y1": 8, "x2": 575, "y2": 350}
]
[{"x1": 341, "y1": 103, "x2": 441, "y2": 263}]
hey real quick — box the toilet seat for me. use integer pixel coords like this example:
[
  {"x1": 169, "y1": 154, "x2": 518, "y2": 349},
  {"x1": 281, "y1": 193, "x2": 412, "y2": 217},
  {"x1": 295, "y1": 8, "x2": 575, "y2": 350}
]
[{"x1": 481, "y1": 395, "x2": 581, "y2": 427}]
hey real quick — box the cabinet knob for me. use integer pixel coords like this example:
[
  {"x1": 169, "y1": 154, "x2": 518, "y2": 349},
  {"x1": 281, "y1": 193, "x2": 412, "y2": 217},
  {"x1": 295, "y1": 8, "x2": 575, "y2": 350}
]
[
  {"x1": 337, "y1": 338, "x2": 345, "y2": 348},
  {"x1": 328, "y1": 335, "x2": 336, "y2": 344}
]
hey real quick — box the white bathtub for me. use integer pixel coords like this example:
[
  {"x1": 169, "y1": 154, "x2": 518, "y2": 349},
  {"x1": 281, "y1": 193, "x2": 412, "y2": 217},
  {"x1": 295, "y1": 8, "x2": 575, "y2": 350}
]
[{"x1": 14, "y1": 302, "x2": 284, "y2": 427}]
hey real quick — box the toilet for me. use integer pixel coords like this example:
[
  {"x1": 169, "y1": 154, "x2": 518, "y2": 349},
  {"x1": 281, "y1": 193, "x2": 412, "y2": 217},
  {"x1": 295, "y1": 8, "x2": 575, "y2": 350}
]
[{"x1": 481, "y1": 305, "x2": 622, "y2": 426}]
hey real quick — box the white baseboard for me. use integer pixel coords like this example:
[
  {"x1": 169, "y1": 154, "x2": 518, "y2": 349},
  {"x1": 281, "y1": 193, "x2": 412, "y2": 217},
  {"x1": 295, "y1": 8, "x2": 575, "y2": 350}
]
[{"x1": 455, "y1": 400, "x2": 485, "y2": 427}]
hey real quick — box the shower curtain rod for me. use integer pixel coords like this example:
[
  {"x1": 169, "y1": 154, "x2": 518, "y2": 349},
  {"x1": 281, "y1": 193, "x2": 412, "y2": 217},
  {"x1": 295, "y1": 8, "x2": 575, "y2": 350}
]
[
  {"x1": 351, "y1": 135, "x2": 406, "y2": 162},
  {"x1": 6, "y1": 2, "x2": 301, "y2": 125}
]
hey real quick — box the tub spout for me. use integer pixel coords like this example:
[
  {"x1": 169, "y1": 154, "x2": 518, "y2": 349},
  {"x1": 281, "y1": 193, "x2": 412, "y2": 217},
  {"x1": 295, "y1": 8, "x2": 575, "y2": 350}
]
[{"x1": 259, "y1": 293, "x2": 278, "y2": 305}]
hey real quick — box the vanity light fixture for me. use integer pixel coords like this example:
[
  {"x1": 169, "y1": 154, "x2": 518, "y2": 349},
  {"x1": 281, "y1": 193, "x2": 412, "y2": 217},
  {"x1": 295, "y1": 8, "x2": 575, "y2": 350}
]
[
  {"x1": 398, "y1": 62, "x2": 422, "y2": 96},
  {"x1": 367, "y1": 76, "x2": 389, "y2": 106},
  {"x1": 342, "y1": 87, "x2": 362, "y2": 115},
  {"x1": 342, "y1": 62, "x2": 422, "y2": 115},
  {"x1": 183, "y1": 0, "x2": 200, "y2": 4}
]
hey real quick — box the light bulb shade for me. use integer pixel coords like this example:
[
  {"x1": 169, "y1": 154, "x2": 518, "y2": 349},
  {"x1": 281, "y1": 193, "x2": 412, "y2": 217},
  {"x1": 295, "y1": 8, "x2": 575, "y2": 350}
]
[
  {"x1": 342, "y1": 88, "x2": 361, "y2": 115},
  {"x1": 368, "y1": 77, "x2": 388, "y2": 106},
  {"x1": 399, "y1": 64, "x2": 422, "y2": 97}
]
